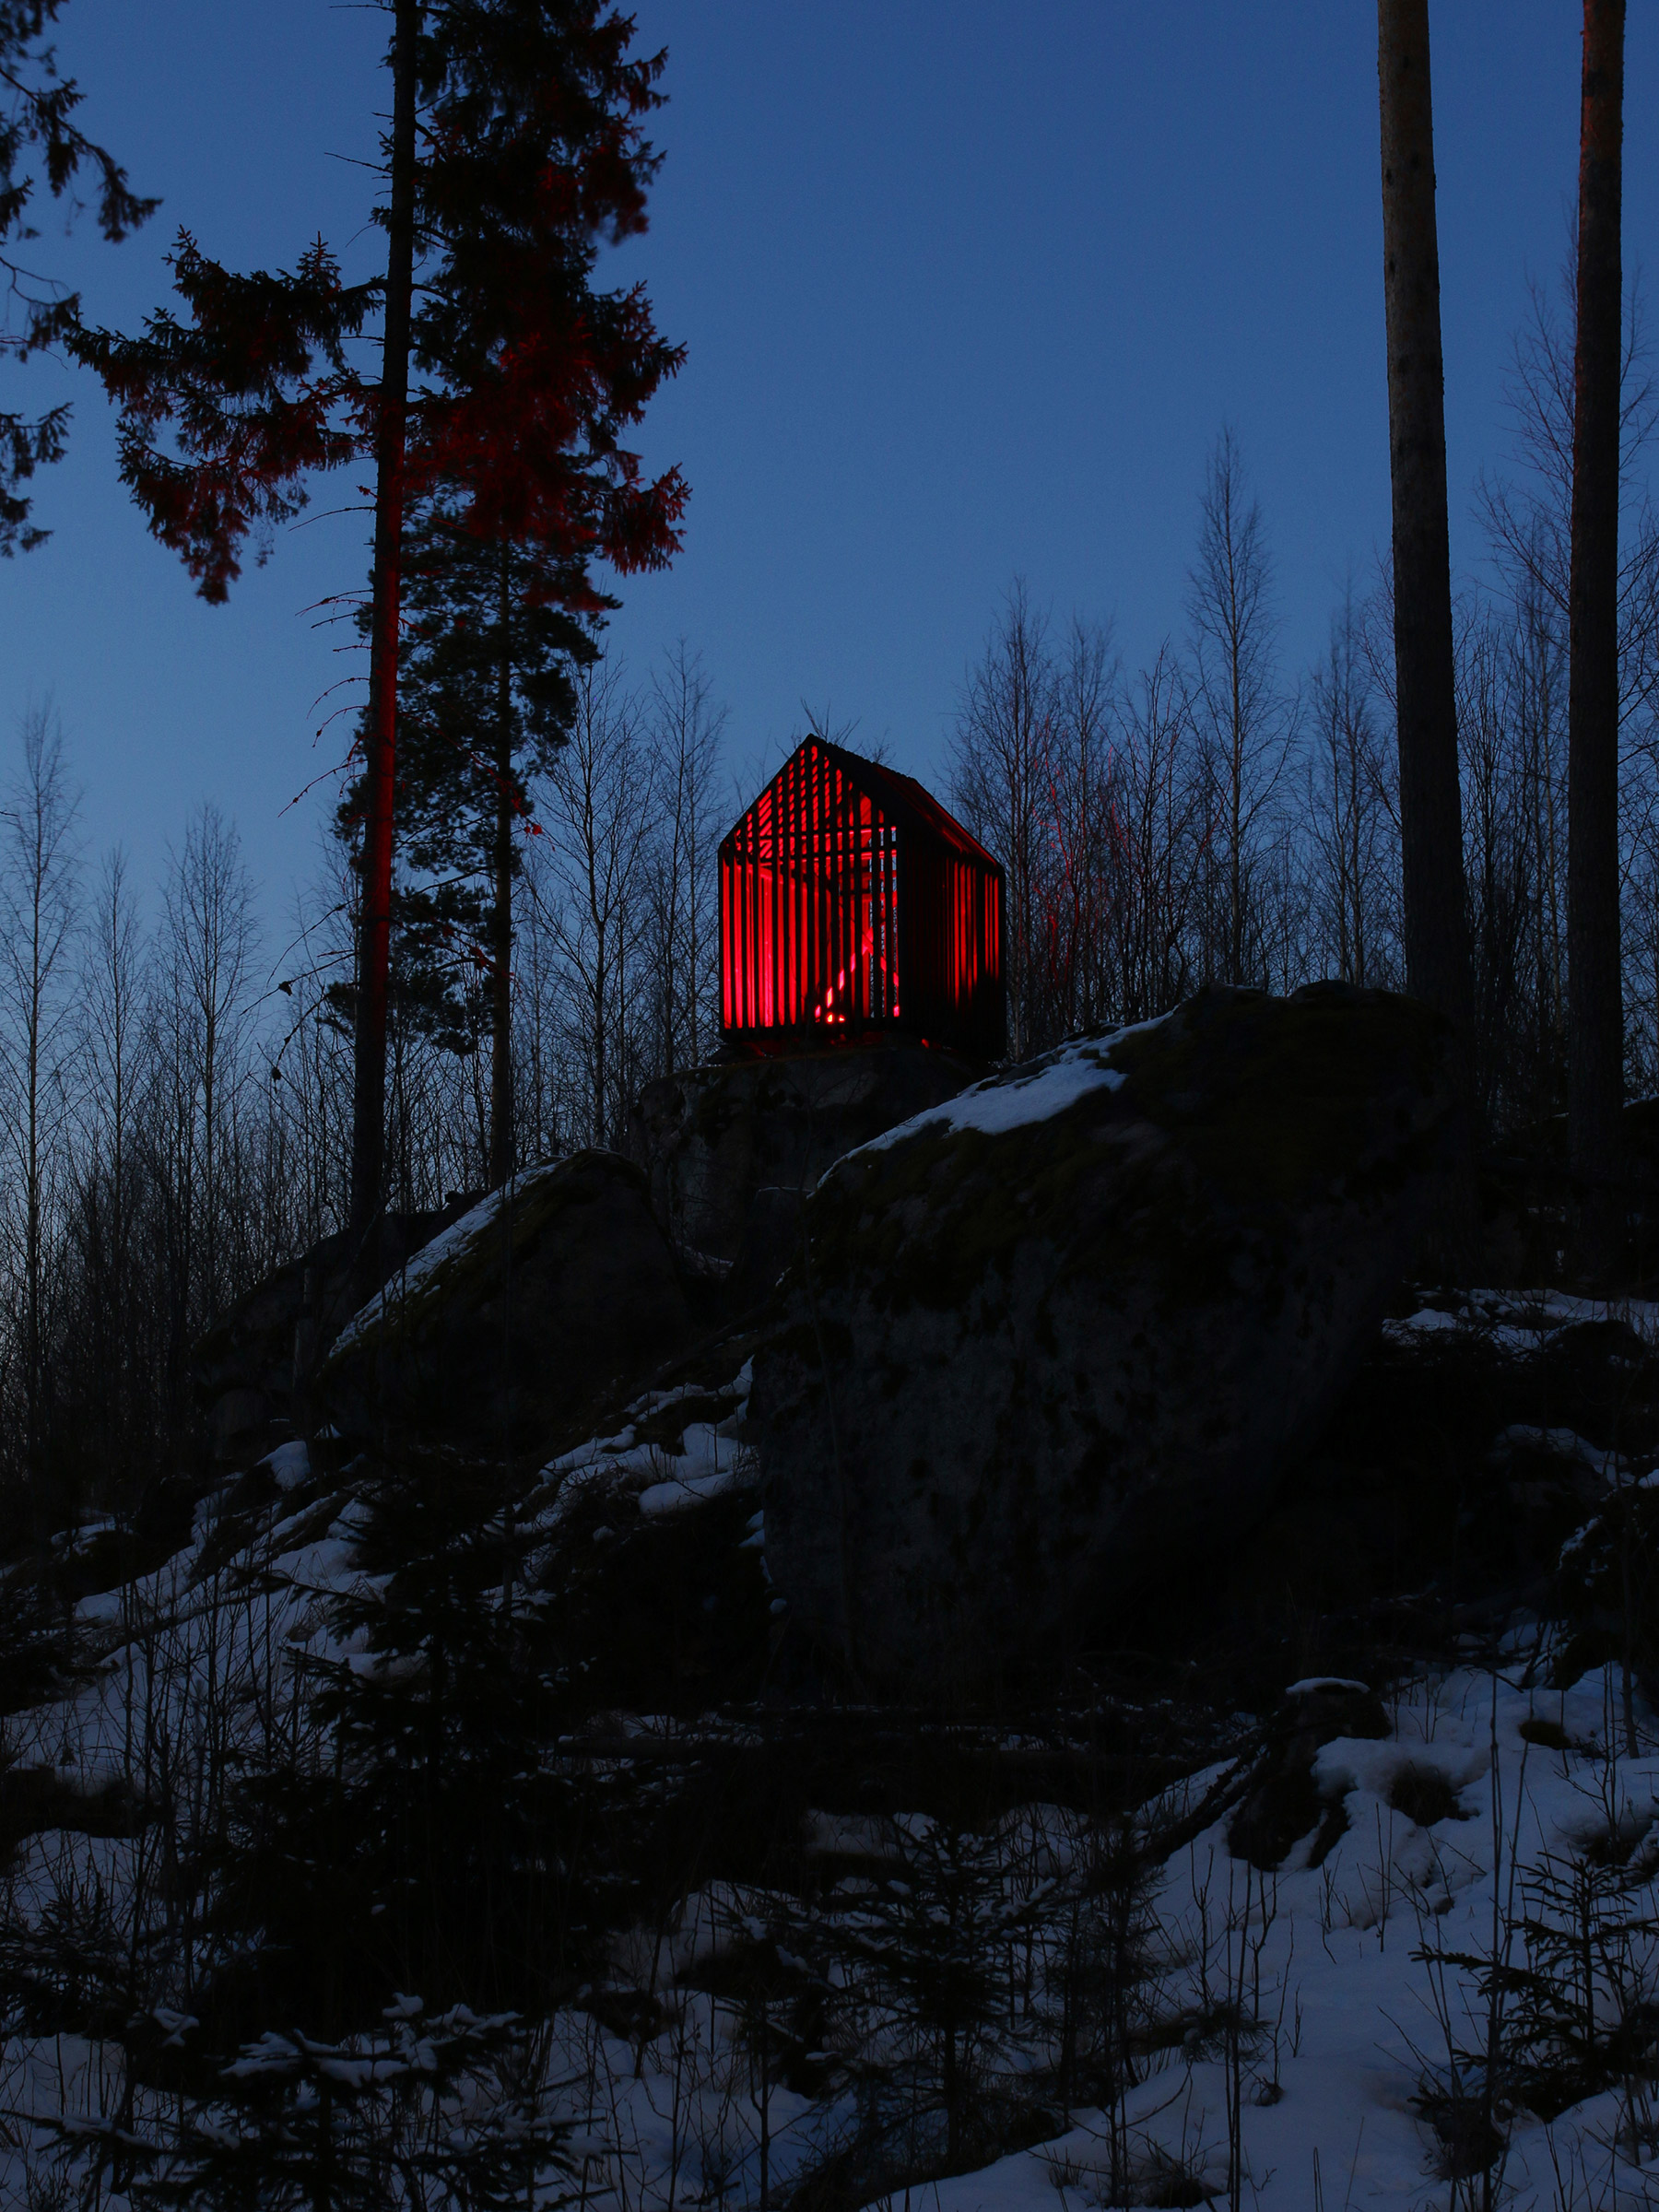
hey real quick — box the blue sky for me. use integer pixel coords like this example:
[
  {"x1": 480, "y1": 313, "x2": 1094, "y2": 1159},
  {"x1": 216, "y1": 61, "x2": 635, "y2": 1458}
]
[{"x1": 0, "y1": 3, "x2": 1644, "y2": 934}]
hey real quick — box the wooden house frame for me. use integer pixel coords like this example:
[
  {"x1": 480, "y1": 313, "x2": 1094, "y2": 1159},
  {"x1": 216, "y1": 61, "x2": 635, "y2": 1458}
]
[{"x1": 718, "y1": 736, "x2": 1006, "y2": 1058}]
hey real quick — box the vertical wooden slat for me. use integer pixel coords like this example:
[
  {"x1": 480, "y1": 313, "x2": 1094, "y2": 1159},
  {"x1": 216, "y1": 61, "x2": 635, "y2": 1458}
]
[
  {"x1": 725, "y1": 851, "x2": 736, "y2": 1031},
  {"x1": 828, "y1": 750, "x2": 833, "y2": 1021},
  {"x1": 802, "y1": 758, "x2": 808, "y2": 1025},
  {"x1": 871, "y1": 812, "x2": 880, "y2": 1021},
  {"x1": 791, "y1": 748, "x2": 800, "y2": 1028},
  {"x1": 812, "y1": 744, "x2": 821, "y2": 1022},
  {"x1": 807, "y1": 745, "x2": 818, "y2": 1025},
  {"x1": 850, "y1": 773, "x2": 859, "y2": 1026},
  {"x1": 719, "y1": 852, "x2": 729, "y2": 1030},
  {"x1": 838, "y1": 770, "x2": 848, "y2": 1026},
  {"x1": 802, "y1": 746, "x2": 810, "y2": 1027},
  {"x1": 820, "y1": 749, "x2": 829, "y2": 1025},
  {"x1": 778, "y1": 754, "x2": 788, "y2": 1027}
]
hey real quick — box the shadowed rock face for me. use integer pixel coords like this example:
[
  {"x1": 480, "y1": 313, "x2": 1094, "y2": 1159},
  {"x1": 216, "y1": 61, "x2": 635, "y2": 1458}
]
[
  {"x1": 752, "y1": 983, "x2": 1456, "y2": 1694},
  {"x1": 317, "y1": 1151, "x2": 693, "y2": 1455},
  {"x1": 628, "y1": 1044, "x2": 979, "y2": 1302},
  {"x1": 192, "y1": 1199, "x2": 478, "y2": 1460}
]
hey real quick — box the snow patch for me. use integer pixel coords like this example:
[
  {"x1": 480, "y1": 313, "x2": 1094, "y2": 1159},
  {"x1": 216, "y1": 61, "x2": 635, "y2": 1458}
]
[
  {"x1": 638, "y1": 1424, "x2": 747, "y2": 1517},
  {"x1": 1490, "y1": 1423, "x2": 1637, "y2": 1484},
  {"x1": 257, "y1": 1439, "x2": 312, "y2": 1491},
  {"x1": 842, "y1": 1012, "x2": 1177, "y2": 1162},
  {"x1": 330, "y1": 1169, "x2": 556, "y2": 1351},
  {"x1": 1385, "y1": 1285, "x2": 1659, "y2": 1358},
  {"x1": 535, "y1": 1361, "x2": 757, "y2": 1524}
]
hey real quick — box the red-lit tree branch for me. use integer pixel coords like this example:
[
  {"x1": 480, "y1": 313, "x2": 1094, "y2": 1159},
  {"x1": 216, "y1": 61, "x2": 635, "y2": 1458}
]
[{"x1": 70, "y1": 0, "x2": 687, "y2": 1227}]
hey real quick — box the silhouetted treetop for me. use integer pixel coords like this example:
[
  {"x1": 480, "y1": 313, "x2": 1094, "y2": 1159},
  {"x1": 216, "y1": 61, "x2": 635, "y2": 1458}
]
[{"x1": 0, "y1": 0, "x2": 157, "y2": 550}]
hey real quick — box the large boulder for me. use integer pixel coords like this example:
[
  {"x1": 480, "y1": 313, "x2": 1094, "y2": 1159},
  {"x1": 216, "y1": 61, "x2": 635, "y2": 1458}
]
[
  {"x1": 193, "y1": 1198, "x2": 477, "y2": 1460},
  {"x1": 317, "y1": 1151, "x2": 693, "y2": 1453},
  {"x1": 628, "y1": 1043, "x2": 978, "y2": 1300},
  {"x1": 753, "y1": 983, "x2": 1456, "y2": 1691}
]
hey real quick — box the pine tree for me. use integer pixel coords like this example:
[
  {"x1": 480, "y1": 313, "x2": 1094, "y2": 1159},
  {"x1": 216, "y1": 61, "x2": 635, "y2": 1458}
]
[
  {"x1": 1567, "y1": 0, "x2": 1627, "y2": 1280},
  {"x1": 822, "y1": 1817, "x2": 1042, "y2": 2174},
  {"x1": 1376, "y1": 0, "x2": 1477, "y2": 1260},
  {"x1": 357, "y1": 0, "x2": 421, "y2": 1259},
  {"x1": 1, "y1": 0, "x2": 156, "y2": 550},
  {"x1": 355, "y1": 501, "x2": 596, "y2": 1188},
  {"x1": 372, "y1": 0, "x2": 689, "y2": 1187},
  {"x1": 72, "y1": 0, "x2": 684, "y2": 1241}
]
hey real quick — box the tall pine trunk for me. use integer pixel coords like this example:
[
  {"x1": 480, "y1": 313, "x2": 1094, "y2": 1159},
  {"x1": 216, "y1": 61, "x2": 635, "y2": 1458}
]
[
  {"x1": 1377, "y1": 0, "x2": 1477, "y2": 1261},
  {"x1": 1568, "y1": 0, "x2": 1626, "y2": 1280},
  {"x1": 489, "y1": 537, "x2": 515, "y2": 1188},
  {"x1": 350, "y1": 0, "x2": 418, "y2": 1245}
]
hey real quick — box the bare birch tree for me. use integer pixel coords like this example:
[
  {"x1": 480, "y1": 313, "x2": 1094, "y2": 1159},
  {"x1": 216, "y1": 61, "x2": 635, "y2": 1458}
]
[
  {"x1": 537, "y1": 660, "x2": 656, "y2": 1148},
  {"x1": 0, "y1": 703, "x2": 80, "y2": 1491},
  {"x1": 1037, "y1": 618, "x2": 1119, "y2": 1039},
  {"x1": 950, "y1": 582, "x2": 1055, "y2": 1058},
  {"x1": 70, "y1": 846, "x2": 146, "y2": 1483},
  {"x1": 644, "y1": 643, "x2": 726, "y2": 1078},
  {"x1": 1105, "y1": 646, "x2": 1206, "y2": 1024},
  {"x1": 1185, "y1": 427, "x2": 1293, "y2": 986},
  {"x1": 150, "y1": 806, "x2": 257, "y2": 1402},
  {"x1": 1307, "y1": 589, "x2": 1399, "y2": 990}
]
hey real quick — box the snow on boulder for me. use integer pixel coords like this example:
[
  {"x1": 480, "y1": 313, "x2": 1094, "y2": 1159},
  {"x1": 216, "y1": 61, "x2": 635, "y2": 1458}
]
[
  {"x1": 256, "y1": 1439, "x2": 312, "y2": 1493},
  {"x1": 752, "y1": 982, "x2": 1455, "y2": 1692},
  {"x1": 317, "y1": 1150, "x2": 693, "y2": 1454}
]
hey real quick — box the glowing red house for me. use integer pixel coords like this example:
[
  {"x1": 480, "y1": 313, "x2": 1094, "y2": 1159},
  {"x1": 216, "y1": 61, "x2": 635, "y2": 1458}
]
[{"x1": 718, "y1": 737, "x2": 1006, "y2": 1058}]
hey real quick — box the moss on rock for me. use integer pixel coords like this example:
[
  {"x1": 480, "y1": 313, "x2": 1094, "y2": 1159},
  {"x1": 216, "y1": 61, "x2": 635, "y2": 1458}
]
[
  {"x1": 754, "y1": 984, "x2": 1456, "y2": 1694},
  {"x1": 318, "y1": 1151, "x2": 694, "y2": 1458}
]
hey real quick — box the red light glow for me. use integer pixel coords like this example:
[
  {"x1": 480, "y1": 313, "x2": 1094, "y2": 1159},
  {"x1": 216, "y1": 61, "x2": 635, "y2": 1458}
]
[{"x1": 718, "y1": 737, "x2": 1005, "y2": 1058}]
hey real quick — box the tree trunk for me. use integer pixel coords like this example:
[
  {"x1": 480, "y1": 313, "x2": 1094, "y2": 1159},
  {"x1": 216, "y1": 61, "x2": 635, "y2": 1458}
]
[
  {"x1": 349, "y1": 0, "x2": 418, "y2": 1247},
  {"x1": 489, "y1": 536, "x2": 515, "y2": 1188},
  {"x1": 1568, "y1": 0, "x2": 1626, "y2": 1281},
  {"x1": 24, "y1": 877, "x2": 41, "y2": 1493},
  {"x1": 1377, "y1": 0, "x2": 1477, "y2": 1264}
]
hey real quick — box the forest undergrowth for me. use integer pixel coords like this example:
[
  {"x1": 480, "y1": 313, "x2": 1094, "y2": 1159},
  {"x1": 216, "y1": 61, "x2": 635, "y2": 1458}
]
[{"x1": 0, "y1": 1294, "x2": 1656, "y2": 2206}]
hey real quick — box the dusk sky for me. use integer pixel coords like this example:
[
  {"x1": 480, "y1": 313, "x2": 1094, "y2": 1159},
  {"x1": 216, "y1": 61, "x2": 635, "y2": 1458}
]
[{"x1": 0, "y1": 2, "x2": 1649, "y2": 940}]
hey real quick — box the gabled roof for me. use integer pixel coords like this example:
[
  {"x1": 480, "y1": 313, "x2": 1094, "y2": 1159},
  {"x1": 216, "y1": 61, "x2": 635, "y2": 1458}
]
[{"x1": 721, "y1": 737, "x2": 1001, "y2": 874}]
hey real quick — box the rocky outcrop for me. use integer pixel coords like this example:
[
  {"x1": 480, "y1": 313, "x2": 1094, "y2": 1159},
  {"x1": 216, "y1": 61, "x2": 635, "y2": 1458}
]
[
  {"x1": 192, "y1": 1198, "x2": 478, "y2": 1460},
  {"x1": 753, "y1": 983, "x2": 1456, "y2": 1692},
  {"x1": 628, "y1": 1043, "x2": 978, "y2": 1300},
  {"x1": 1227, "y1": 1678, "x2": 1391, "y2": 1869},
  {"x1": 316, "y1": 1150, "x2": 693, "y2": 1454}
]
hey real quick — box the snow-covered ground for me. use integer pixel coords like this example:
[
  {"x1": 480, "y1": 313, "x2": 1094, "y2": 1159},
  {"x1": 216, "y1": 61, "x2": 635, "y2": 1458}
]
[
  {"x1": 3, "y1": 1310, "x2": 1658, "y2": 2207},
  {"x1": 1386, "y1": 1286, "x2": 1659, "y2": 1359},
  {"x1": 900, "y1": 1661, "x2": 1659, "y2": 2212},
  {"x1": 15, "y1": 1637, "x2": 1651, "y2": 2206}
]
